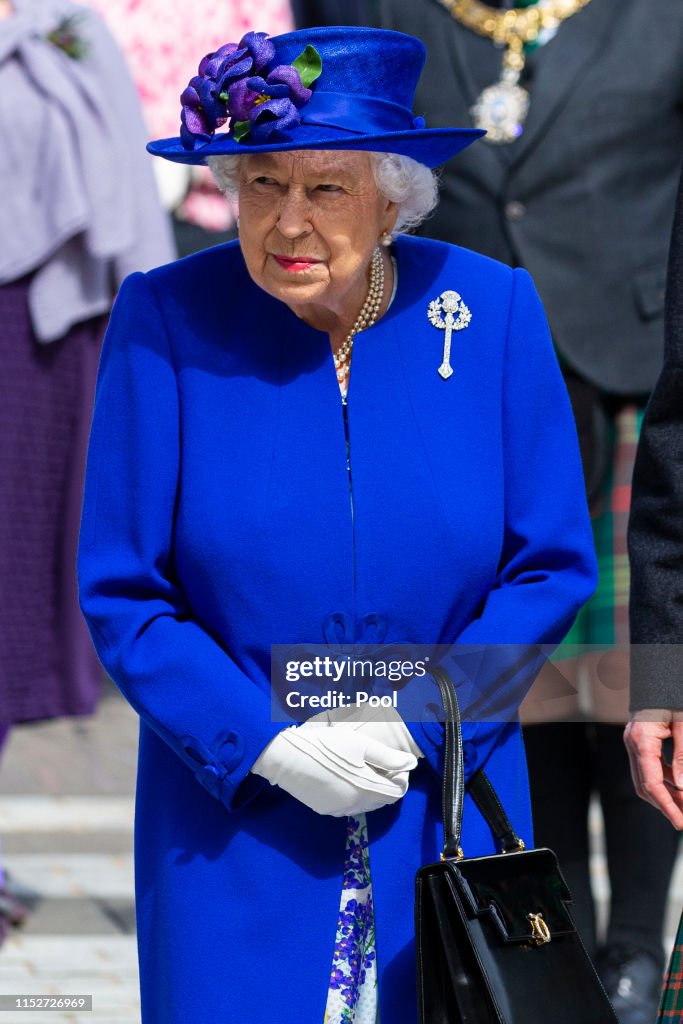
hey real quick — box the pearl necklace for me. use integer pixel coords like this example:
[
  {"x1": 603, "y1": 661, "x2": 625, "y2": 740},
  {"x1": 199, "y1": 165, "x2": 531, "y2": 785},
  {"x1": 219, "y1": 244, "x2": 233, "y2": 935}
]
[{"x1": 334, "y1": 246, "x2": 385, "y2": 397}]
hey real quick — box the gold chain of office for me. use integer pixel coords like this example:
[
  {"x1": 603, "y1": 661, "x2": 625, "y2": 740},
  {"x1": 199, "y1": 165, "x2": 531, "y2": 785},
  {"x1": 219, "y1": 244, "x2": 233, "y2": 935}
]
[{"x1": 435, "y1": 0, "x2": 593, "y2": 143}]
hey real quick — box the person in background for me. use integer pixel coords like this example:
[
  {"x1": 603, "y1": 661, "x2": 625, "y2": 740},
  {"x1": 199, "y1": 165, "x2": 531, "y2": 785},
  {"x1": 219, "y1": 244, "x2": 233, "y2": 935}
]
[
  {"x1": 291, "y1": 3, "x2": 683, "y2": 1022},
  {"x1": 0, "y1": 0, "x2": 174, "y2": 942},
  {"x1": 627, "y1": 165, "x2": 683, "y2": 1023},
  {"x1": 87, "y1": 0, "x2": 294, "y2": 257}
]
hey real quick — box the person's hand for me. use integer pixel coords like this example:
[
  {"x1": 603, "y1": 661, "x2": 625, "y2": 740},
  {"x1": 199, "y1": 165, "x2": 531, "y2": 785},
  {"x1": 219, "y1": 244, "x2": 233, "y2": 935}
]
[
  {"x1": 623, "y1": 709, "x2": 683, "y2": 829},
  {"x1": 250, "y1": 719, "x2": 418, "y2": 817}
]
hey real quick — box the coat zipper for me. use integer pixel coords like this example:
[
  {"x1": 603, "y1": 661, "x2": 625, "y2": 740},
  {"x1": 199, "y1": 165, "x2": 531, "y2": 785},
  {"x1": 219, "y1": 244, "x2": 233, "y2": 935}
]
[{"x1": 341, "y1": 393, "x2": 357, "y2": 612}]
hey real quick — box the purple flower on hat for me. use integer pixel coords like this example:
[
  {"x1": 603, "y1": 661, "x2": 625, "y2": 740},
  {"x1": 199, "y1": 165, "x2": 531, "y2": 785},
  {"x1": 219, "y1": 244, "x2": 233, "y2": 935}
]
[
  {"x1": 237, "y1": 32, "x2": 276, "y2": 74},
  {"x1": 180, "y1": 32, "x2": 277, "y2": 150},
  {"x1": 180, "y1": 82, "x2": 218, "y2": 147},
  {"x1": 179, "y1": 34, "x2": 322, "y2": 150},
  {"x1": 227, "y1": 65, "x2": 313, "y2": 143}
]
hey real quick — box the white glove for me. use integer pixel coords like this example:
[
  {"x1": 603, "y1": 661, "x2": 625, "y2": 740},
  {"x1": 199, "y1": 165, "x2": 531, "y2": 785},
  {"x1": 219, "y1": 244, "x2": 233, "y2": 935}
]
[
  {"x1": 250, "y1": 717, "x2": 419, "y2": 817},
  {"x1": 312, "y1": 702, "x2": 426, "y2": 760}
]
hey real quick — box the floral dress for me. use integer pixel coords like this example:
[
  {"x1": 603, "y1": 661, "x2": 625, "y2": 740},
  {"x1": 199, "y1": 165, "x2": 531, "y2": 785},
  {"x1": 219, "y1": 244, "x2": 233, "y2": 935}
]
[{"x1": 323, "y1": 814, "x2": 380, "y2": 1024}]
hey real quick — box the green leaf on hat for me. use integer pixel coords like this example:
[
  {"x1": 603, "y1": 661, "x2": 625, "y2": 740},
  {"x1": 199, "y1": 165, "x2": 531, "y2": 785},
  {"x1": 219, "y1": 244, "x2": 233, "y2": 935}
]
[
  {"x1": 233, "y1": 120, "x2": 251, "y2": 142},
  {"x1": 292, "y1": 45, "x2": 323, "y2": 89}
]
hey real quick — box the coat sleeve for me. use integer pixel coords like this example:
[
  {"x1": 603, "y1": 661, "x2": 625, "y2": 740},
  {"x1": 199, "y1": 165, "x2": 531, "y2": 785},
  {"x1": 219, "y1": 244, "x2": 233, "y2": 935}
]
[
  {"x1": 628, "y1": 169, "x2": 683, "y2": 710},
  {"x1": 402, "y1": 267, "x2": 598, "y2": 779},
  {"x1": 77, "y1": 271, "x2": 291, "y2": 813}
]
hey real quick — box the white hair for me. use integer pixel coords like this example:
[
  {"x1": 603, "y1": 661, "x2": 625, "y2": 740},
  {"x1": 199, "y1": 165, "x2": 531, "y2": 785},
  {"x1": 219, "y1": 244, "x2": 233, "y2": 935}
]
[{"x1": 206, "y1": 151, "x2": 440, "y2": 234}]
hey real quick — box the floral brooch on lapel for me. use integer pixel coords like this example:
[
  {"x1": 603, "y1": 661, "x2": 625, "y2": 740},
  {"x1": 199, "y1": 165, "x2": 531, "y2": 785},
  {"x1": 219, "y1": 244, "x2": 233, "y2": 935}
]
[
  {"x1": 45, "y1": 14, "x2": 90, "y2": 60},
  {"x1": 427, "y1": 290, "x2": 472, "y2": 380},
  {"x1": 180, "y1": 32, "x2": 322, "y2": 150}
]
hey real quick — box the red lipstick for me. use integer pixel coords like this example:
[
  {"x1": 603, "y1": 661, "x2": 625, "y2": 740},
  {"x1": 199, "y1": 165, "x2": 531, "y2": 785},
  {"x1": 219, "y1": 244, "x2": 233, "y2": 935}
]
[{"x1": 272, "y1": 255, "x2": 322, "y2": 272}]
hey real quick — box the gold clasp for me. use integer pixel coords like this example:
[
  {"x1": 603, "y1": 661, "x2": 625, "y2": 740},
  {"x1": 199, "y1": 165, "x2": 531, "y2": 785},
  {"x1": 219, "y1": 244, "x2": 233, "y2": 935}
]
[
  {"x1": 527, "y1": 912, "x2": 551, "y2": 945},
  {"x1": 502, "y1": 838, "x2": 526, "y2": 854},
  {"x1": 440, "y1": 846, "x2": 464, "y2": 861}
]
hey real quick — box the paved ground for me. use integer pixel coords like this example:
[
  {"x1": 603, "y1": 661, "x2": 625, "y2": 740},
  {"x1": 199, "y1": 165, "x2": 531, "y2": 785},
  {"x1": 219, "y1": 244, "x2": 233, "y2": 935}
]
[
  {"x1": 0, "y1": 676, "x2": 681, "y2": 1023},
  {"x1": 0, "y1": 679, "x2": 138, "y2": 1024}
]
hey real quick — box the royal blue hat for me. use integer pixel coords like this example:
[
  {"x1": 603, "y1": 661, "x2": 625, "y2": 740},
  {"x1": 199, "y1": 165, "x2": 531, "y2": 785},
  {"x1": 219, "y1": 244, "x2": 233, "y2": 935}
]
[{"x1": 146, "y1": 25, "x2": 484, "y2": 169}]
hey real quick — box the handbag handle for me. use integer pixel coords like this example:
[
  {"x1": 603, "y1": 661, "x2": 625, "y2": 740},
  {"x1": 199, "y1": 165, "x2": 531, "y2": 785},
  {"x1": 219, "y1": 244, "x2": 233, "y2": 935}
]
[
  {"x1": 430, "y1": 665, "x2": 466, "y2": 859},
  {"x1": 430, "y1": 665, "x2": 526, "y2": 860}
]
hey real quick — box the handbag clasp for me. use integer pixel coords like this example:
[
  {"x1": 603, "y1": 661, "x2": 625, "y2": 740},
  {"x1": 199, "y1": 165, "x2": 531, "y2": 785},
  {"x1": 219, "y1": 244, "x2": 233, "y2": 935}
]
[
  {"x1": 527, "y1": 912, "x2": 551, "y2": 945},
  {"x1": 502, "y1": 837, "x2": 526, "y2": 853},
  {"x1": 439, "y1": 846, "x2": 464, "y2": 861}
]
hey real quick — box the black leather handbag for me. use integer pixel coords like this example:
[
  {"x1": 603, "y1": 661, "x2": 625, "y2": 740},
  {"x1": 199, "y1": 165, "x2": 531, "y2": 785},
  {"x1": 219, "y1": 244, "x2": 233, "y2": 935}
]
[{"x1": 414, "y1": 666, "x2": 618, "y2": 1024}]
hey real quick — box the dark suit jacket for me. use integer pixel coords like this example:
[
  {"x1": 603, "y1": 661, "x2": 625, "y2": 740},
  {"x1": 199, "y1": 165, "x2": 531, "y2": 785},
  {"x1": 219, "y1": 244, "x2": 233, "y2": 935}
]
[
  {"x1": 294, "y1": 0, "x2": 683, "y2": 394},
  {"x1": 628, "y1": 169, "x2": 683, "y2": 710}
]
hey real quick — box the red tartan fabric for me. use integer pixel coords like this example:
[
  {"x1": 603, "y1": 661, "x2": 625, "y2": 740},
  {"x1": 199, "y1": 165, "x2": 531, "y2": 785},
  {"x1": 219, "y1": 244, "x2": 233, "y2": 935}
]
[{"x1": 657, "y1": 911, "x2": 683, "y2": 1020}]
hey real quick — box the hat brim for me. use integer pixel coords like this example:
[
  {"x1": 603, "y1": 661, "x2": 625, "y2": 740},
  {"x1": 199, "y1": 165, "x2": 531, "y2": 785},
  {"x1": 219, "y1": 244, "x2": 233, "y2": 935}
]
[{"x1": 146, "y1": 125, "x2": 485, "y2": 169}]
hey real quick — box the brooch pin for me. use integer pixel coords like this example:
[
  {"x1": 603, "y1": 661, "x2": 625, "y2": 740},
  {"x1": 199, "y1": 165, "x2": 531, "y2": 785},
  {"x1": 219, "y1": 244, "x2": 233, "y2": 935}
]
[{"x1": 427, "y1": 290, "x2": 472, "y2": 379}]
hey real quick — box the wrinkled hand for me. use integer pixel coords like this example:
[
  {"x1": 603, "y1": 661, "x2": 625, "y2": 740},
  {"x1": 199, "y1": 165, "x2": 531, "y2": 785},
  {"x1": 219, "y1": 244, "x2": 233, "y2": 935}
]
[
  {"x1": 623, "y1": 710, "x2": 683, "y2": 829},
  {"x1": 251, "y1": 715, "x2": 418, "y2": 817}
]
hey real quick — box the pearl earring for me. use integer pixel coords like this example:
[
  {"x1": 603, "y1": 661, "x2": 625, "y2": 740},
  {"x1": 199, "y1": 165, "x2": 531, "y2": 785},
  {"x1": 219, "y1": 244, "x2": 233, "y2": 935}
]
[{"x1": 380, "y1": 231, "x2": 393, "y2": 247}]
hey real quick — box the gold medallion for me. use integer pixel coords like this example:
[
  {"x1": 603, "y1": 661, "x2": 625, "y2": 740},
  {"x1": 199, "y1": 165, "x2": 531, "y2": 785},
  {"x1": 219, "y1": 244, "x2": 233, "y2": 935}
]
[
  {"x1": 436, "y1": 0, "x2": 593, "y2": 143},
  {"x1": 472, "y1": 71, "x2": 530, "y2": 144}
]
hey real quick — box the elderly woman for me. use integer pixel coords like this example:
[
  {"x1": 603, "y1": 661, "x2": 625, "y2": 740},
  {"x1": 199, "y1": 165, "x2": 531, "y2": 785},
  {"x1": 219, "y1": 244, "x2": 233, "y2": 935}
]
[{"x1": 77, "y1": 24, "x2": 597, "y2": 1024}]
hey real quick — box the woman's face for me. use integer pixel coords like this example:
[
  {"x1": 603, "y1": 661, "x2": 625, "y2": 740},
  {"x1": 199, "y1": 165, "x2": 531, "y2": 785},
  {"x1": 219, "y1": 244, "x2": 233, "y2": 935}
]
[{"x1": 236, "y1": 150, "x2": 398, "y2": 327}]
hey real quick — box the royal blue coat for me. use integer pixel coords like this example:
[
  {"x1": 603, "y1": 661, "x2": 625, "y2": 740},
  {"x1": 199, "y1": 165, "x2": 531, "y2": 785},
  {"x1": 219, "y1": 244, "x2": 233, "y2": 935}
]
[{"x1": 77, "y1": 233, "x2": 597, "y2": 1024}]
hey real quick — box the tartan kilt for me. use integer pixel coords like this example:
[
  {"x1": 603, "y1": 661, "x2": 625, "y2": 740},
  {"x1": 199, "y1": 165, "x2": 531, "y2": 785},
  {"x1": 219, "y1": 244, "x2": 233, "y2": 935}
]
[
  {"x1": 658, "y1": 910, "x2": 683, "y2": 1021},
  {"x1": 559, "y1": 402, "x2": 645, "y2": 650}
]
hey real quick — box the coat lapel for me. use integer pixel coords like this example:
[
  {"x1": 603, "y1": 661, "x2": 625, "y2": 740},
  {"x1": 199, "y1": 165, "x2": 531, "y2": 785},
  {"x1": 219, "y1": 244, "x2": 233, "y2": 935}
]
[{"x1": 506, "y1": 0, "x2": 616, "y2": 173}]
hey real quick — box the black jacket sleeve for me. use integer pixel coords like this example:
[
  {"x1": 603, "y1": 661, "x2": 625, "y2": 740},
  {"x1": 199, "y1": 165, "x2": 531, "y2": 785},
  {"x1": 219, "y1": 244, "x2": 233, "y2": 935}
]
[{"x1": 628, "y1": 164, "x2": 683, "y2": 710}]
